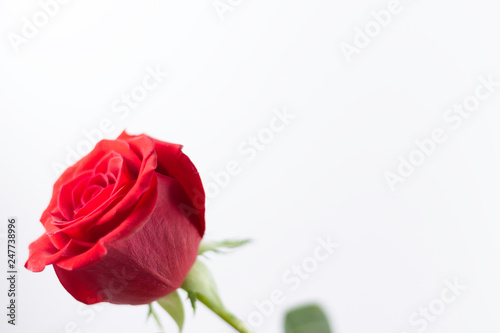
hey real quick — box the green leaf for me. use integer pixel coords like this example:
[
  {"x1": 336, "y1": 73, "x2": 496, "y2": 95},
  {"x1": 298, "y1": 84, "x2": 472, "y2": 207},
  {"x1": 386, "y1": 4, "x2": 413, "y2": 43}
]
[
  {"x1": 284, "y1": 304, "x2": 332, "y2": 333},
  {"x1": 181, "y1": 260, "x2": 251, "y2": 333},
  {"x1": 147, "y1": 303, "x2": 164, "y2": 331},
  {"x1": 156, "y1": 290, "x2": 185, "y2": 332},
  {"x1": 198, "y1": 239, "x2": 251, "y2": 255}
]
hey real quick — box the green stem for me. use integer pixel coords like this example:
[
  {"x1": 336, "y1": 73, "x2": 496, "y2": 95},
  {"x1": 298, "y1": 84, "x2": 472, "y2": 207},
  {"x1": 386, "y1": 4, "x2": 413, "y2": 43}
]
[{"x1": 188, "y1": 291, "x2": 252, "y2": 333}]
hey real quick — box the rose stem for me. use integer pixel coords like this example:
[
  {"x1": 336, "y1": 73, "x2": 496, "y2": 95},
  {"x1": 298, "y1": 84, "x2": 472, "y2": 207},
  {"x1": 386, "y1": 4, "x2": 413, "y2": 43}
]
[{"x1": 195, "y1": 293, "x2": 252, "y2": 333}]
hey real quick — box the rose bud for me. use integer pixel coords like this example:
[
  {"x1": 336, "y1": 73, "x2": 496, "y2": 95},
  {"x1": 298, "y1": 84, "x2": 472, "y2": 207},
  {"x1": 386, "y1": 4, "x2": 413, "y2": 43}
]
[{"x1": 25, "y1": 132, "x2": 205, "y2": 305}]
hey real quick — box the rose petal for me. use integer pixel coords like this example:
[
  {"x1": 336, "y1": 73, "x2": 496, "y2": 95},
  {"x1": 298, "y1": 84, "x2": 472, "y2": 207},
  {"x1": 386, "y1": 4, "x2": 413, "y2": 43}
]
[
  {"x1": 55, "y1": 175, "x2": 158, "y2": 270},
  {"x1": 25, "y1": 234, "x2": 93, "y2": 272},
  {"x1": 58, "y1": 171, "x2": 92, "y2": 221},
  {"x1": 118, "y1": 131, "x2": 205, "y2": 236},
  {"x1": 41, "y1": 139, "x2": 141, "y2": 226},
  {"x1": 53, "y1": 173, "x2": 201, "y2": 305},
  {"x1": 153, "y1": 140, "x2": 205, "y2": 236}
]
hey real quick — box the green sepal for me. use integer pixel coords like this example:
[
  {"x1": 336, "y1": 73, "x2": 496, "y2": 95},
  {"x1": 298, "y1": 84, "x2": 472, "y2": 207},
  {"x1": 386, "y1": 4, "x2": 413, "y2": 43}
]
[
  {"x1": 147, "y1": 303, "x2": 164, "y2": 331},
  {"x1": 198, "y1": 239, "x2": 251, "y2": 255},
  {"x1": 156, "y1": 290, "x2": 185, "y2": 332},
  {"x1": 181, "y1": 259, "x2": 251, "y2": 333},
  {"x1": 186, "y1": 290, "x2": 198, "y2": 312},
  {"x1": 181, "y1": 260, "x2": 224, "y2": 310}
]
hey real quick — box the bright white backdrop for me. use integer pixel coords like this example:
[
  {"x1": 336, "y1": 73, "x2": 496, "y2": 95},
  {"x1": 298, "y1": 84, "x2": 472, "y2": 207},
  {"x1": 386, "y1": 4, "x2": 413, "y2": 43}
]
[{"x1": 1, "y1": 0, "x2": 500, "y2": 332}]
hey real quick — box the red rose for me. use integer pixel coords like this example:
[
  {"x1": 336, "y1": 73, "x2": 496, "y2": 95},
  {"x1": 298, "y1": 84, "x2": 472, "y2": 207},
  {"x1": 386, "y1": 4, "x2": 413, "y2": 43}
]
[{"x1": 25, "y1": 132, "x2": 205, "y2": 305}]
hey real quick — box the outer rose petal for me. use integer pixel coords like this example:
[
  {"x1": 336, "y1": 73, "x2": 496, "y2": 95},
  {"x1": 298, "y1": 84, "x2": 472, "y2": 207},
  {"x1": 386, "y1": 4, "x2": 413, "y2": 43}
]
[
  {"x1": 25, "y1": 234, "x2": 94, "y2": 272},
  {"x1": 154, "y1": 140, "x2": 205, "y2": 236},
  {"x1": 53, "y1": 173, "x2": 202, "y2": 305},
  {"x1": 118, "y1": 131, "x2": 205, "y2": 237},
  {"x1": 25, "y1": 234, "x2": 59, "y2": 272}
]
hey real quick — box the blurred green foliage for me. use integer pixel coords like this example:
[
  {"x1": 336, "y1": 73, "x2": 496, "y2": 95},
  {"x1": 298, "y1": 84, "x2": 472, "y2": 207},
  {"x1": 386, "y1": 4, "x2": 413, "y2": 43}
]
[{"x1": 284, "y1": 304, "x2": 332, "y2": 333}]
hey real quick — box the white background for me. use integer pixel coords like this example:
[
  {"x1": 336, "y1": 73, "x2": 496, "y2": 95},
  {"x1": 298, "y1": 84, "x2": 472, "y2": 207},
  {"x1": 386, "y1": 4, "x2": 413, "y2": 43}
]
[{"x1": 1, "y1": 0, "x2": 500, "y2": 332}]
